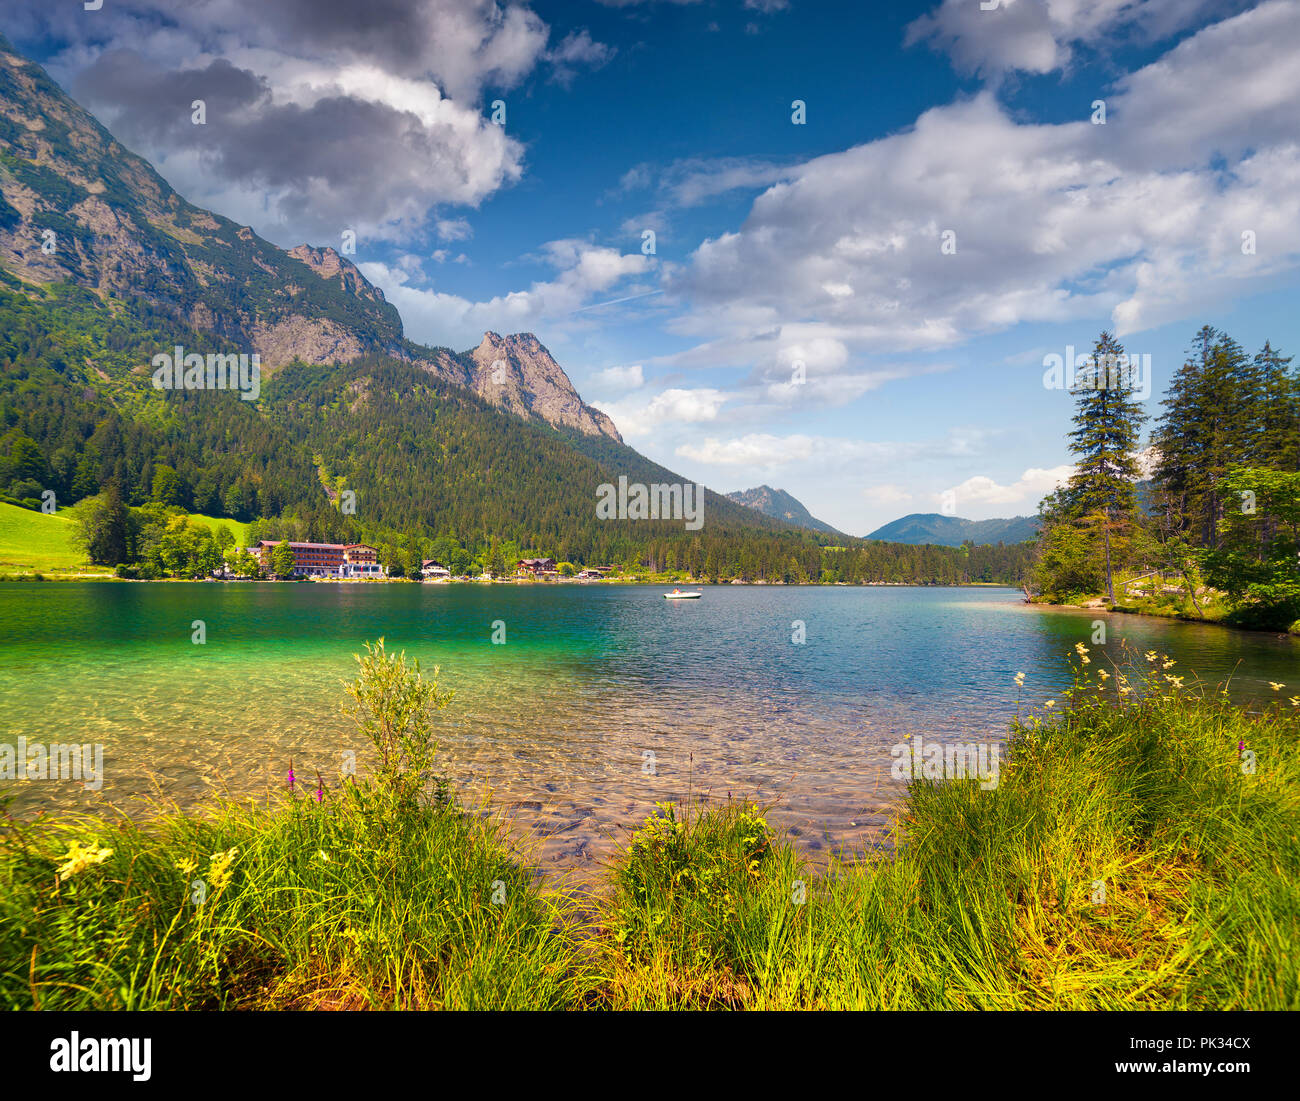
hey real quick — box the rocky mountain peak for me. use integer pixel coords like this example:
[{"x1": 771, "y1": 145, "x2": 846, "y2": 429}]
[
  {"x1": 727, "y1": 485, "x2": 844, "y2": 537},
  {"x1": 287, "y1": 244, "x2": 386, "y2": 304},
  {"x1": 467, "y1": 331, "x2": 622, "y2": 442}
]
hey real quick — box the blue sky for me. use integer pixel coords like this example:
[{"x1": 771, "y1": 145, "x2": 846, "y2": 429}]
[{"x1": 6, "y1": 0, "x2": 1299, "y2": 536}]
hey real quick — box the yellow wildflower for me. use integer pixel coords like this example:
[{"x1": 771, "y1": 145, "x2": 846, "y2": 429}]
[
  {"x1": 207, "y1": 847, "x2": 239, "y2": 891},
  {"x1": 1268, "y1": 682, "x2": 1285, "y2": 692},
  {"x1": 1098, "y1": 668, "x2": 1110, "y2": 679},
  {"x1": 1145, "y1": 651, "x2": 1157, "y2": 662},
  {"x1": 175, "y1": 858, "x2": 198, "y2": 876},
  {"x1": 55, "y1": 840, "x2": 113, "y2": 883},
  {"x1": 1014, "y1": 672, "x2": 1025, "y2": 687},
  {"x1": 1044, "y1": 700, "x2": 1056, "y2": 709}
]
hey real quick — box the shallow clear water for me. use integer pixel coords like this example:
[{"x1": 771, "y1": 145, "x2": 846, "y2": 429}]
[{"x1": 1, "y1": 582, "x2": 1296, "y2": 878}]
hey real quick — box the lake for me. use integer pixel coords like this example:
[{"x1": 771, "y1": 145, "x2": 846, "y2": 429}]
[{"x1": 1, "y1": 582, "x2": 1296, "y2": 879}]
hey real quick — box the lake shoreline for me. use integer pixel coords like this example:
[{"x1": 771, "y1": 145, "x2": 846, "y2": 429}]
[
  {"x1": 1028, "y1": 595, "x2": 1300, "y2": 637},
  {"x1": 0, "y1": 573, "x2": 1016, "y2": 586}
]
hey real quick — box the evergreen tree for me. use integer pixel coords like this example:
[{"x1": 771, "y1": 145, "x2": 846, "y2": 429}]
[
  {"x1": 9, "y1": 435, "x2": 47, "y2": 483},
  {"x1": 1255, "y1": 341, "x2": 1299, "y2": 472},
  {"x1": 1153, "y1": 326, "x2": 1252, "y2": 548},
  {"x1": 1061, "y1": 332, "x2": 1148, "y2": 603},
  {"x1": 151, "y1": 464, "x2": 185, "y2": 507}
]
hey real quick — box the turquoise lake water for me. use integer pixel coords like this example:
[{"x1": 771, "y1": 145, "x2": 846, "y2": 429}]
[{"x1": 1, "y1": 582, "x2": 1296, "y2": 877}]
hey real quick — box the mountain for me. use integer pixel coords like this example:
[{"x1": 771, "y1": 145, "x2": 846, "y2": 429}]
[
  {"x1": 726, "y1": 485, "x2": 845, "y2": 537},
  {"x1": 0, "y1": 34, "x2": 814, "y2": 560},
  {"x1": 0, "y1": 35, "x2": 617, "y2": 444},
  {"x1": 866, "y1": 513, "x2": 1039, "y2": 547}
]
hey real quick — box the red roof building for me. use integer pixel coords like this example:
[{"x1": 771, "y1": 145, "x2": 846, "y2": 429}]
[{"x1": 252, "y1": 540, "x2": 383, "y2": 578}]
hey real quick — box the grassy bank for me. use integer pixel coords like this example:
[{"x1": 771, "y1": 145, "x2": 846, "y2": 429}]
[
  {"x1": 0, "y1": 502, "x2": 254, "y2": 579},
  {"x1": 1042, "y1": 594, "x2": 1300, "y2": 636},
  {"x1": 0, "y1": 790, "x2": 591, "y2": 1009},
  {"x1": 0, "y1": 500, "x2": 109, "y2": 577},
  {"x1": 1033, "y1": 569, "x2": 1300, "y2": 635},
  {"x1": 3, "y1": 645, "x2": 1296, "y2": 1010}
]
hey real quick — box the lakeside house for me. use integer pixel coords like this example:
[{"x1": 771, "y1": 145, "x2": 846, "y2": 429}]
[
  {"x1": 516, "y1": 557, "x2": 557, "y2": 578},
  {"x1": 421, "y1": 559, "x2": 451, "y2": 580},
  {"x1": 251, "y1": 540, "x2": 385, "y2": 579}
]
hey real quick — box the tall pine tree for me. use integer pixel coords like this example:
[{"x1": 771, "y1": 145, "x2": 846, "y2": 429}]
[
  {"x1": 1063, "y1": 332, "x2": 1148, "y2": 604},
  {"x1": 1153, "y1": 326, "x2": 1253, "y2": 548},
  {"x1": 1255, "y1": 340, "x2": 1299, "y2": 472}
]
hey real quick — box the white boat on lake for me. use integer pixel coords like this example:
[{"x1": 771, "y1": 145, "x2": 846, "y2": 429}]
[{"x1": 663, "y1": 589, "x2": 702, "y2": 599}]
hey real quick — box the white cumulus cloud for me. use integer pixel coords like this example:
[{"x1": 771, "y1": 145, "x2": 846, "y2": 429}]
[
  {"x1": 591, "y1": 364, "x2": 645, "y2": 390},
  {"x1": 939, "y1": 465, "x2": 1075, "y2": 509},
  {"x1": 593, "y1": 388, "x2": 731, "y2": 438}
]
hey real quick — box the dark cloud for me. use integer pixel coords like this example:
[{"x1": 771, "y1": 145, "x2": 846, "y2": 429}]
[
  {"x1": 72, "y1": 49, "x2": 521, "y2": 242},
  {"x1": 5, "y1": 0, "x2": 610, "y2": 245},
  {"x1": 222, "y1": 0, "x2": 439, "y2": 69},
  {"x1": 75, "y1": 53, "x2": 268, "y2": 143}
]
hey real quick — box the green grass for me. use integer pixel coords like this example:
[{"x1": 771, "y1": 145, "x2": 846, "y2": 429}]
[
  {"x1": 0, "y1": 500, "x2": 95, "y2": 574},
  {"x1": 3, "y1": 645, "x2": 1296, "y2": 1010},
  {"x1": 0, "y1": 790, "x2": 593, "y2": 1010},
  {"x1": 186, "y1": 512, "x2": 251, "y2": 547}
]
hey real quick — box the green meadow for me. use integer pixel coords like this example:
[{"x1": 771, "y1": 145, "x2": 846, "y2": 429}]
[
  {"x1": 0, "y1": 500, "x2": 97, "y2": 575},
  {"x1": 0, "y1": 502, "x2": 249, "y2": 577},
  {"x1": 2, "y1": 641, "x2": 1296, "y2": 1010},
  {"x1": 185, "y1": 512, "x2": 252, "y2": 548}
]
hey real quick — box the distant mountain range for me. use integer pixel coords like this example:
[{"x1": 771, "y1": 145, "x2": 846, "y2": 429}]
[
  {"x1": 865, "y1": 513, "x2": 1039, "y2": 546},
  {"x1": 725, "y1": 487, "x2": 1039, "y2": 547},
  {"x1": 725, "y1": 485, "x2": 846, "y2": 538}
]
